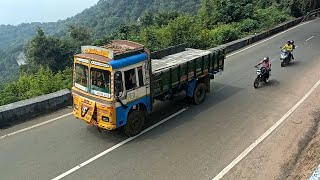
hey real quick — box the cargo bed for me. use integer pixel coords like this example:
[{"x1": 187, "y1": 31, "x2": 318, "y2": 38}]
[{"x1": 150, "y1": 46, "x2": 225, "y2": 98}]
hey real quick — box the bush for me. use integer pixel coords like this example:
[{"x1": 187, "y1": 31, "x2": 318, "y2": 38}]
[
  {"x1": 166, "y1": 15, "x2": 200, "y2": 47},
  {"x1": 236, "y1": 18, "x2": 260, "y2": 33},
  {"x1": 139, "y1": 15, "x2": 202, "y2": 51},
  {"x1": 140, "y1": 27, "x2": 164, "y2": 51},
  {"x1": 0, "y1": 67, "x2": 72, "y2": 106},
  {"x1": 253, "y1": 6, "x2": 292, "y2": 29},
  {"x1": 207, "y1": 24, "x2": 241, "y2": 47}
]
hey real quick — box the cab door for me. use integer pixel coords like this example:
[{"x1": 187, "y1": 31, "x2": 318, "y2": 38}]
[{"x1": 123, "y1": 65, "x2": 147, "y2": 104}]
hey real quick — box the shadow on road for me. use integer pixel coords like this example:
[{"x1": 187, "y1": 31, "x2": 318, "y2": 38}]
[
  {"x1": 87, "y1": 82, "x2": 244, "y2": 142},
  {"x1": 86, "y1": 125, "x2": 127, "y2": 142},
  {"x1": 266, "y1": 79, "x2": 280, "y2": 86},
  {"x1": 256, "y1": 79, "x2": 281, "y2": 89},
  {"x1": 287, "y1": 61, "x2": 301, "y2": 66},
  {"x1": 277, "y1": 60, "x2": 301, "y2": 67},
  {"x1": 135, "y1": 83, "x2": 244, "y2": 141}
]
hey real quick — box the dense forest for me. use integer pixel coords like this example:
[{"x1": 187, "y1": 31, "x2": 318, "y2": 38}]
[{"x1": 0, "y1": 0, "x2": 319, "y2": 105}]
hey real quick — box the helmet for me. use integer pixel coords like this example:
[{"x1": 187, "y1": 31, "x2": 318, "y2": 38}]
[
  {"x1": 263, "y1": 57, "x2": 269, "y2": 62},
  {"x1": 287, "y1": 40, "x2": 291, "y2": 44},
  {"x1": 290, "y1": 40, "x2": 294, "y2": 44}
]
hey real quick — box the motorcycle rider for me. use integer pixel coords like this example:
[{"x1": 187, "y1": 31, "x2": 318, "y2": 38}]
[
  {"x1": 282, "y1": 40, "x2": 294, "y2": 60},
  {"x1": 255, "y1": 57, "x2": 271, "y2": 83}
]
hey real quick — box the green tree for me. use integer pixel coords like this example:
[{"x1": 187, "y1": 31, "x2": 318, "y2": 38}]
[
  {"x1": 199, "y1": 0, "x2": 254, "y2": 28},
  {"x1": 25, "y1": 28, "x2": 71, "y2": 73},
  {"x1": 154, "y1": 11, "x2": 180, "y2": 26},
  {"x1": 140, "y1": 11, "x2": 155, "y2": 26},
  {"x1": 140, "y1": 27, "x2": 162, "y2": 51},
  {"x1": 64, "y1": 25, "x2": 93, "y2": 58},
  {"x1": 166, "y1": 15, "x2": 200, "y2": 47},
  {"x1": 253, "y1": 6, "x2": 291, "y2": 29},
  {"x1": 254, "y1": 0, "x2": 277, "y2": 8},
  {"x1": 67, "y1": 25, "x2": 92, "y2": 43},
  {"x1": 236, "y1": 19, "x2": 259, "y2": 33},
  {"x1": 207, "y1": 24, "x2": 241, "y2": 47}
]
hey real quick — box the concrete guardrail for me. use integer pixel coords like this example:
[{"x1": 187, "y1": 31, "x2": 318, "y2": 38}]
[
  {"x1": 223, "y1": 17, "x2": 303, "y2": 53},
  {"x1": 0, "y1": 89, "x2": 71, "y2": 128},
  {"x1": 0, "y1": 11, "x2": 319, "y2": 127}
]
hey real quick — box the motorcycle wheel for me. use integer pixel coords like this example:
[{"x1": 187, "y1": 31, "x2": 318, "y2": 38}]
[
  {"x1": 254, "y1": 77, "x2": 260, "y2": 88},
  {"x1": 281, "y1": 61, "x2": 285, "y2": 67}
]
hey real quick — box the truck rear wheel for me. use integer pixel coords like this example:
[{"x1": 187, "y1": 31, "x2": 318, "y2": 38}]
[
  {"x1": 124, "y1": 110, "x2": 146, "y2": 137},
  {"x1": 193, "y1": 83, "x2": 207, "y2": 105}
]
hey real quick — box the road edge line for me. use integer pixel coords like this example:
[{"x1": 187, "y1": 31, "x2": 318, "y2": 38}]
[
  {"x1": 212, "y1": 78, "x2": 320, "y2": 180},
  {"x1": 0, "y1": 113, "x2": 73, "y2": 140}
]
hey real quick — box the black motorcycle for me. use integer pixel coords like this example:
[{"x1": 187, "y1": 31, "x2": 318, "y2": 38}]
[
  {"x1": 280, "y1": 49, "x2": 291, "y2": 67},
  {"x1": 254, "y1": 66, "x2": 269, "y2": 88}
]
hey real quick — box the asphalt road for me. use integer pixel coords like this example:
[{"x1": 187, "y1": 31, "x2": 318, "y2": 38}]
[{"x1": 1, "y1": 18, "x2": 320, "y2": 180}]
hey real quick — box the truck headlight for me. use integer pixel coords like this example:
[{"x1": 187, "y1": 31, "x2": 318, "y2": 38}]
[{"x1": 102, "y1": 116, "x2": 109, "y2": 122}]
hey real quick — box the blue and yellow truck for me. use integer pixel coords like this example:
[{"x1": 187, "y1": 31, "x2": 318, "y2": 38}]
[{"x1": 72, "y1": 40, "x2": 225, "y2": 136}]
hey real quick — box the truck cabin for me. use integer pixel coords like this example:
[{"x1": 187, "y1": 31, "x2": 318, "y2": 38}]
[
  {"x1": 73, "y1": 40, "x2": 149, "y2": 100},
  {"x1": 72, "y1": 40, "x2": 150, "y2": 130}
]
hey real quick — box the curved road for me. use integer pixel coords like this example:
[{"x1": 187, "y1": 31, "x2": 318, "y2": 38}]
[{"x1": 1, "y1": 18, "x2": 320, "y2": 180}]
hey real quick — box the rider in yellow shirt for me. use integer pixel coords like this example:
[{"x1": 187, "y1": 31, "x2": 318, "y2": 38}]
[{"x1": 282, "y1": 40, "x2": 295, "y2": 60}]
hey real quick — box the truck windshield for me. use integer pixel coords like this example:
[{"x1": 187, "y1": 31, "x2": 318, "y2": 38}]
[
  {"x1": 90, "y1": 67, "x2": 111, "y2": 98},
  {"x1": 75, "y1": 63, "x2": 89, "y2": 92}
]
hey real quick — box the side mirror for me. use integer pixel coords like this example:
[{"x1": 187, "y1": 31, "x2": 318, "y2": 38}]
[{"x1": 114, "y1": 71, "x2": 123, "y2": 98}]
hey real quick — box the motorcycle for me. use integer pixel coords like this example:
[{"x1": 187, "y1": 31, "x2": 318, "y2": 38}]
[
  {"x1": 254, "y1": 66, "x2": 269, "y2": 88},
  {"x1": 280, "y1": 49, "x2": 291, "y2": 67}
]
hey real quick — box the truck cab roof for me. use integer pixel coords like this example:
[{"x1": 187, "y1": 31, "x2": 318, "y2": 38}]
[{"x1": 74, "y1": 40, "x2": 148, "y2": 68}]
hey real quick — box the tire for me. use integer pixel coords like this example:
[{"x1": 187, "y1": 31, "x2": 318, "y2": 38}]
[
  {"x1": 193, "y1": 83, "x2": 207, "y2": 105},
  {"x1": 281, "y1": 61, "x2": 286, "y2": 67},
  {"x1": 124, "y1": 110, "x2": 146, "y2": 137},
  {"x1": 254, "y1": 77, "x2": 260, "y2": 88}
]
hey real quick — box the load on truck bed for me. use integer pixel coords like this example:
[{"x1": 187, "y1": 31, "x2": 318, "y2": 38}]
[{"x1": 151, "y1": 44, "x2": 225, "y2": 100}]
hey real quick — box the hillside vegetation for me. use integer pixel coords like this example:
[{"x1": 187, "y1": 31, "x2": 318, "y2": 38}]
[
  {"x1": 0, "y1": 0, "x2": 319, "y2": 106},
  {"x1": 0, "y1": 0, "x2": 201, "y2": 88}
]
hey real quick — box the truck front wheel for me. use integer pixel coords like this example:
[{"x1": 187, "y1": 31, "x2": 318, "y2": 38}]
[
  {"x1": 193, "y1": 83, "x2": 207, "y2": 105},
  {"x1": 124, "y1": 110, "x2": 146, "y2": 137}
]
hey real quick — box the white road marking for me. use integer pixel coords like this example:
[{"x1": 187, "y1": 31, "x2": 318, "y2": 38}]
[
  {"x1": 51, "y1": 108, "x2": 188, "y2": 180},
  {"x1": 226, "y1": 19, "x2": 316, "y2": 58},
  {"x1": 306, "y1": 36, "x2": 314, "y2": 41},
  {"x1": 0, "y1": 113, "x2": 72, "y2": 141},
  {"x1": 212, "y1": 77, "x2": 320, "y2": 180}
]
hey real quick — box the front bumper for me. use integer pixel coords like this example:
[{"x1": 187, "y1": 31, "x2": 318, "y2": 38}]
[{"x1": 72, "y1": 93, "x2": 117, "y2": 131}]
